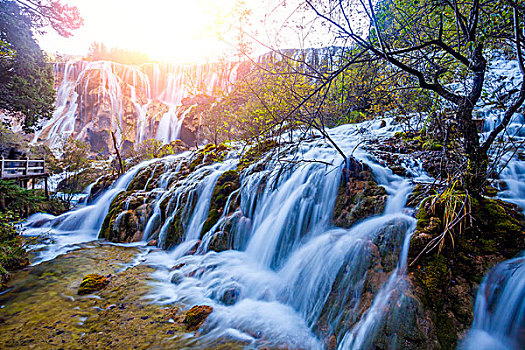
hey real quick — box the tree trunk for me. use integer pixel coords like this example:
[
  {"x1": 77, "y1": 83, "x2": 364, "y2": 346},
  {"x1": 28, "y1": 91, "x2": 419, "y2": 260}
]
[
  {"x1": 456, "y1": 101, "x2": 487, "y2": 195},
  {"x1": 456, "y1": 45, "x2": 488, "y2": 195},
  {"x1": 111, "y1": 131, "x2": 124, "y2": 176}
]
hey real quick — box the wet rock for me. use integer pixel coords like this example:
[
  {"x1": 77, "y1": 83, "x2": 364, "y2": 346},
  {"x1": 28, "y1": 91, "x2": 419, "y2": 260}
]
[
  {"x1": 171, "y1": 263, "x2": 186, "y2": 271},
  {"x1": 208, "y1": 231, "x2": 231, "y2": 252},
  {"x1": 77, "y1": 274, "x2": 109, "y2": 295},
  {"x1": 333, "y1": 157, "x2": 387, "y2": 228},
  {"x1": 87, "y1": 174, "x2": 117, "y2": 203},
  {"x1": 327, "y1": 334, "x2": 338, "y2": 350},
  {"x1": 184, "y1": 305, "x2": 213, "y2": 331},
  {"x1": 221, "y1": 287, "x2": 240, "y2": 306},
  {"x1": 170, "y1": 271, "x2": 184, "y2": 285}
]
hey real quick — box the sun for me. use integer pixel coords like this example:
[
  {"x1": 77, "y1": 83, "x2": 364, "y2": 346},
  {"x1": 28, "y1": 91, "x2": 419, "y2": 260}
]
[{"x1": 37, "y1": 0, "x2": 247, "y2": 63}]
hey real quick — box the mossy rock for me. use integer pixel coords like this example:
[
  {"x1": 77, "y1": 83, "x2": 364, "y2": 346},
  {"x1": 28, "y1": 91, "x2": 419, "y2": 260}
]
[
  {"x1": 77, "y1": 274, "x2": 109, "y2": 295},
  {"x1": 333, "y1": 157, "x2": 387, "y2": 228},
  {"x1": 184, "y1": 305, "x2": 213, "y2": 331},
  {"x1": 408, "y1": 194, "x2": 525, "y2": 349},
  {"x1": 189, "y1": 143, "x2": 230, "y2": 172},
  {"x1": 238, "y1": 139, "x2": 278, "y2": 171},
  {"x1": 127, "y1": 162, "x2": 165, "y2": 192},
  {"x1": 200, "y1": 169, "x2": 241, "y2": 238},
  {"x1": 202, "y1": 208, "x2": 221, "y2": 235},
  {"x1": 208, "y1": 231, "x2": 232, "y2": 252},
  {"x1": 163, "y1": 215, "x2": 185, "y2": 249}
]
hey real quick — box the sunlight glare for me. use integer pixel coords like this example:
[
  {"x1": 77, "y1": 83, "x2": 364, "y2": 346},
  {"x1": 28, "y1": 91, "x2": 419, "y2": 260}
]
[{"x1": 38, "y1": 0, "x2": 244, "y2": 63}]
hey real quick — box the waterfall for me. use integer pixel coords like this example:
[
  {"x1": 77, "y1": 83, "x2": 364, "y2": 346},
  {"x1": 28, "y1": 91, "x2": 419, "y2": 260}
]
[
  {"x1": 22, "y1": 157, "x2": 162, "y2": 264},
  {"x1": 34, "y1": 60, "x2": 240, "y2": 150},
  {"x1": 134, "y1": 119, "x2": 431, "y2": 349},
  {"x1": 460, "y1": 255, "x2": 525, "y2": 350},
  {"x1": 459, "y1": 56, "x2": 525, "y2": 350},
  {"x1": 22, "y1": 109, "x2": 525, "y2": 348},
  {"x1": 21, "y1": 53, "x2": 525, "y2": 348}
]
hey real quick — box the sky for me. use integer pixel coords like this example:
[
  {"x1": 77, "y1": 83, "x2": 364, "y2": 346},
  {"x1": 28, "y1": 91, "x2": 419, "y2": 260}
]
[{"x1": 37, "y1": 0, "x2": 276, "y2": 63}]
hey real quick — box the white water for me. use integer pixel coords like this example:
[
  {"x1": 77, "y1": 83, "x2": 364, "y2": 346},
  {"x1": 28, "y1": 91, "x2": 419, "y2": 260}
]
[
  {"x1": 23, "y1": 116, "x2": 435, "y2": 348},
  {"x1": 21, "y1": 55, "x2": 525, "y2": 349},
  {"x1": 460, "y1": 255, "x2": 525, "y2": 350},
  {"x1": 136, "y1": 119, "x2": 430, "y2": 349},
  {"x1": 34, "y1": 60, "x2": 239, "y2": 149},
  {"x1": 22, "y1": 158, "x2": 160, "y2": 264},
  {"x1": 460, "y1": 56, "x2": 525, "y2": 349},
  {"x1": 23, "y1": 110, "x2": 525, "y2": 348}
]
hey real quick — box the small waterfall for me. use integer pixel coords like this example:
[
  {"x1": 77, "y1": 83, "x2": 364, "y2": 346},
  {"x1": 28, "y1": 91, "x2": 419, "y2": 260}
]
[
  {"x1": 184, "y1": 161, "x2": 237, "y2": 241},
  {"x1": 460, "y1": 56, "x2": 525, "y2": 350},
  {"x1": 139, "y1": 120, "x2": 430, "y2": 348},
  {"x1": 22, "y1": 158, "x2": 160, "y2": 264},
  {"x1": 460, "y1": 255, "x2": 525, "y2": 350}
]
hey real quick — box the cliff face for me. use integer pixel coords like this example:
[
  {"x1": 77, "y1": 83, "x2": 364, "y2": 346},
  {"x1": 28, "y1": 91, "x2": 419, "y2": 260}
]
[
  {"x1": 34, "y1": 60, "x2": 241, "y2": 154},
  {"x1": 35, "y1": 48, "x2": 343, "y2": 154}
]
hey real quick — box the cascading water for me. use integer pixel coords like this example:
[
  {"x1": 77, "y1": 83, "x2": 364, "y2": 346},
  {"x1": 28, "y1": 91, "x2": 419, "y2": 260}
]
[
  {"x1": 458, "y1": 56, "x2": 525, "y2": 350},
  {"x1": 132, "y1": 120, "x2": 430, "y2": 349},
  {"x1": 22, "y1": 108, "x2": 525, "y2": 348},
  {"x1": 19, "y1": 55, "x2": 525, "y2": 350},
  {"x1": 34, "y1": 59, "x2": 240, "y2": 150},
  {"x1": 459, "y1": 255, "x2": 525, "y2": 350},
  {"x1": 22, "y1": 157, "x2": 162, "y2": 264}
]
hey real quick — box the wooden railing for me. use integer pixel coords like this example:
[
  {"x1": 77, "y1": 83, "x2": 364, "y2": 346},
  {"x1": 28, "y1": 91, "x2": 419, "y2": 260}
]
[{"x1": 0, "y1": 158, "x2": 46, "y2": 179}]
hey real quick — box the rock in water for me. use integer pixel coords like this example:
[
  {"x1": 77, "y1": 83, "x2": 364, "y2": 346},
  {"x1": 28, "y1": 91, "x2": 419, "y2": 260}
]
[
  {"x1": 77, "y1": 274, "x2": 109, "y2": 295},
  {"x1": 184, "y1": 305, "x2": 213, "y2": 331}
]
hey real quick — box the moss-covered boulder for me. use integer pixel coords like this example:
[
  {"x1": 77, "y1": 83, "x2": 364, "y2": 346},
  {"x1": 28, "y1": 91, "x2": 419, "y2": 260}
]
[
  {"x1": 333, "y1": 157, "x2": 388, "y2": 228},
  {"x1": 200, "y1": 169, "x2": 241, "y2": 239},
  {"x1": 208, "y1": 231, "x2": 232, "y2": 252},
  {"x1": 128, "y1": 161, "x2": 166, "y2": 192},
  {"x1": 238, "y1": 139, "x2": 278, "y2": 171},
  {"x1": 184, "y1": 305, "x2": 213, "y2": 331},
  {"x1": 189, "y1": 143, "x2": 229, "y2": 172},
  {"x1": 407, "y1": 195, "x2": 525, "y2": 349},
  {"x1": 100, "y1": 191, "x2": 151, "y2": 243},
  {"x1": 77, "y1": 273, "x2": 109, "y2": 295}
]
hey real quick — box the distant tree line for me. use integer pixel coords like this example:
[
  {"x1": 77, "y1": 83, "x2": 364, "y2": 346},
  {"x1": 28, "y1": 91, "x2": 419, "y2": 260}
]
[{"x1": 85, "y1": 41, "x2": 151, "y2": 66}]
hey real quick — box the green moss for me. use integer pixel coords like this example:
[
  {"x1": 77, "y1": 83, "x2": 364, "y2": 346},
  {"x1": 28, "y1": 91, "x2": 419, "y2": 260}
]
[
  {"x1": 418, "y1": 255, "x2": 449, "y2": 308},
  {"x1": 202, "y1": 209, "x2": 220, "y2": 235},
  {"x1": 99, "y1": 191, "x2": 127, "y2": 240},
  {"x1": 199, "y1": 169, "x2": 241, "y2": 239},
  {"x1": 77, "y1": 273, "x2": 109, "y2": 295},
  {"x1": 483, "y1": 199, "x2": 521, "y2": 235},
  {"x1": 189, "y1": 143, "x2": 230, "y2": 172},
  {"x1": 435, "y1": 312, "x2": 457, "y2": 350},
  {"x1": 238, "y1": 139, "x2": 278, "y2": 170},
  {"x1": 184, "y1": 305, "x2": 213, "y2": 331},
  {"x1": 409, "y1": 193, "x2": 525, "y2": 349}
]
